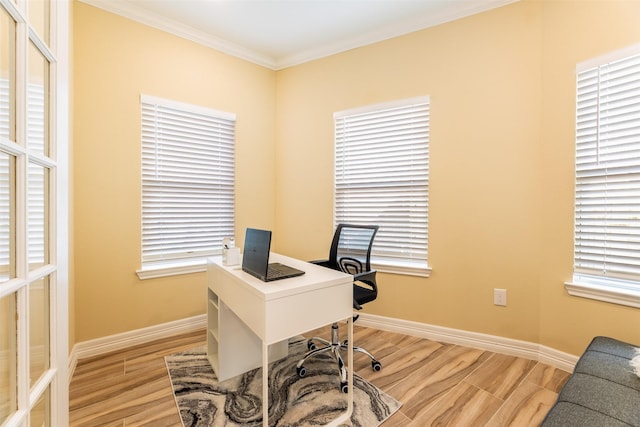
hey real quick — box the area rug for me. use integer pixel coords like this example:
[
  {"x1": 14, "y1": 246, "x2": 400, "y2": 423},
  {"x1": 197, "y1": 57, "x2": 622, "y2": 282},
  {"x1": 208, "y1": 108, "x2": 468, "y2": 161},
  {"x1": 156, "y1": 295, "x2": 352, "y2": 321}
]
[{"x1": 165, "y1": 336, "x2": 401, "y2": 426}]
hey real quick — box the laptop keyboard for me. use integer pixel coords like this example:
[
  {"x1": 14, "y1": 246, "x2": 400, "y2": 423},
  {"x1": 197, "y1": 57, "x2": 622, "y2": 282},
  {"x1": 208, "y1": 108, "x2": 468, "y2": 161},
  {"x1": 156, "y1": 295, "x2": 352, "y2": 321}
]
[{"x1": 267, "y1": 265, "x2": 286, "y2": 279}]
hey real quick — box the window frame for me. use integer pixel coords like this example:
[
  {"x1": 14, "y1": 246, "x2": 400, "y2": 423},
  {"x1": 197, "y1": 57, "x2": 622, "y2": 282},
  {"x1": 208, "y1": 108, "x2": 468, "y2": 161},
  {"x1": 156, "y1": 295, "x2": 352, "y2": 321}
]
[
  {"x1": 334, "y1": 96, "x2": 431, "y2": 277},
  {"x1": 136, "y1": 95, "x2": 236, "y2": 280},
  {"x1": 566, "y1": 43, "x2": 640, "y2": 308}
]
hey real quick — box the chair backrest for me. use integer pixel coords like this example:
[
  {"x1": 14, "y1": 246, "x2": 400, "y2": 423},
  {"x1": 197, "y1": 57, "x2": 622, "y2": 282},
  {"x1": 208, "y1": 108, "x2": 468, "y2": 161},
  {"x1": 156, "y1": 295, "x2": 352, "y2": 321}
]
[{"x1": 328, "y1": 224, "x2": 379, "y2": 275}]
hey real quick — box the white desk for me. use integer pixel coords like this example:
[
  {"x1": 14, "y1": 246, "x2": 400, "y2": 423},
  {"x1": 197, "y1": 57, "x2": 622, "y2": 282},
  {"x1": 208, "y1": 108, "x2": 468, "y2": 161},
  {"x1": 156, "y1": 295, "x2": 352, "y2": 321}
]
[{"x1": 206, "y1": 253, "x2": 354, "y2": 427}]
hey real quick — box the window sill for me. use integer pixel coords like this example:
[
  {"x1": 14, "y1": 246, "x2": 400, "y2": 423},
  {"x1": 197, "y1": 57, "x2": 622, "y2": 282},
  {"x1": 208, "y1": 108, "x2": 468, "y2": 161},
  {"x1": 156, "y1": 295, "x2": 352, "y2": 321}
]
[
  {"x1": 373, "y1": 261, "x2": 431, "y2": 278},
  {"x1": 136, "y1": 256, "x2": 220, "y2": 280},
  {"x1": 564, "y1": 280, "x2": 640, "y2": 309}
]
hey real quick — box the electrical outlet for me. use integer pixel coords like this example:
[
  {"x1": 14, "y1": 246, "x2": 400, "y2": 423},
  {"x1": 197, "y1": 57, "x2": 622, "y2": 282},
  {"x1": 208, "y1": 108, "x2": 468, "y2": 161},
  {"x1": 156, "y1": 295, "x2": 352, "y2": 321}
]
[{"x1": 494, "y1": 288, "x2": 507, "y2": 306}]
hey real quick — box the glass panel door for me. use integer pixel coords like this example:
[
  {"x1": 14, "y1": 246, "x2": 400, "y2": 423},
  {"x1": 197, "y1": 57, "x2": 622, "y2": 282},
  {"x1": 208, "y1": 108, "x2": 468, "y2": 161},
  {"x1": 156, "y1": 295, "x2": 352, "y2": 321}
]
[
  {"x1": 0, "y1": 5, "x2": 15, "y2": 143},
  {"x1": 0, "y1": 293, "x2": 17, "y2": 424},
  {"x1": 28, "y1": 0, "x2": 49, "y2": 45},
  {"x1": 0, "y1": 0, "x2": 67, "y2": 425},
  {"x1": 0, "y1": 151, "x2": 15, "y2": 283},
  {"x1": 0, "y1": 6, "x2": 16, "y2": 423},
  {"x1": 29, "y1": 277, "x2": 49, "y2": 388}
]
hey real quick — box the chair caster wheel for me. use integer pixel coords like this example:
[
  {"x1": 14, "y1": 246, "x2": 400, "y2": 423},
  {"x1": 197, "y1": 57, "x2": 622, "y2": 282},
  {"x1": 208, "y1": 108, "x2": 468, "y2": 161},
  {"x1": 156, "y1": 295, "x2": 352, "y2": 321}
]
[
  {"x1": 340, "y1": 382, "x2": 348, "y2": 393},
  {"x1": 297, "y1": 366, "x2": 307, "y2": 378},
  {"x1": 307, "y1": 341, "x2": 317, "y2": 351},
  {"x1": 372, "y1": 360, "x2": 382, "y2": 371}
]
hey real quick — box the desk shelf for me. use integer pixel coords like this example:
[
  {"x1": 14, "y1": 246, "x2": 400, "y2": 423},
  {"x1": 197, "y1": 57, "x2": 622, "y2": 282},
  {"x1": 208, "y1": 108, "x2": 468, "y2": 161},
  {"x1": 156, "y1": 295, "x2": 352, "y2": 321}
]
[
  {"x1": 207, "y1": 289, "x2": 221, "y2": 375},
  {"x1": 205, "y1": 255, "x2": 354, "y2": 426},
  {"x1": 208, "y1": 299, "x2": 219, "y2": 340},
  {"x1": 206, "y1": 263, "x2": 289, "y2": 382}
]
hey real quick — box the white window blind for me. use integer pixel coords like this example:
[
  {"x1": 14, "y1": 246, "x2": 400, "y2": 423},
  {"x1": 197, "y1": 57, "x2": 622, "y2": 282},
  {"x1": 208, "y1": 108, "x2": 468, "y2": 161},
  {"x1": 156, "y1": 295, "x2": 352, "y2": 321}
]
[
  {"x1": 141, "y1": 95, "x2": 235, "y2": 266},
  {"x1": 574, "y1": 47, "x2": 640, "y2": 290},
  {"x1": 334, "y1": 97, "x2": 429, "y2": 274},
  {"x1": 27, "y1": 82, "x2": 46, "y2": 268},
  {"x1": 0, "y1": 79, "x2": 47, "y2": 277}
]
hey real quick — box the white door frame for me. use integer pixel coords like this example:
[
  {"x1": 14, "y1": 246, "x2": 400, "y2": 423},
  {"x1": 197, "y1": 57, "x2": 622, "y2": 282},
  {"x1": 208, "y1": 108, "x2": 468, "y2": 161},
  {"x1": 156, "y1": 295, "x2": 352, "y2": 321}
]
[{"x1": 0, "y1": 0, "x2": 69, "y2": 425}]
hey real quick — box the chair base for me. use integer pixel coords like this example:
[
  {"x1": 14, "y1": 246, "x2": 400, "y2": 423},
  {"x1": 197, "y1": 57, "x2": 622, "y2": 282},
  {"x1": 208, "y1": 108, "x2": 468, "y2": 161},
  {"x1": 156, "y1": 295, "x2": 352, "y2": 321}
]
[{"x1": 295, "y1": 322, "x2": 381, "y2": 393}]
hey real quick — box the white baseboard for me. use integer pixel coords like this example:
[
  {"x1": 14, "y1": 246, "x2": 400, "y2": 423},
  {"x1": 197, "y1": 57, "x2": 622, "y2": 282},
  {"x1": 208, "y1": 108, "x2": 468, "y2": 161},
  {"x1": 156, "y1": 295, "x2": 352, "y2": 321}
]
[
  {"x1": 68, "y1": 314, "x2": 206, "y2": 381},
  {"x1": 357, "y1": 313, "x2": 579, "y2": 373},
  {"x1": 67, "y1": 312, "x2": 578, "y2": 385}
]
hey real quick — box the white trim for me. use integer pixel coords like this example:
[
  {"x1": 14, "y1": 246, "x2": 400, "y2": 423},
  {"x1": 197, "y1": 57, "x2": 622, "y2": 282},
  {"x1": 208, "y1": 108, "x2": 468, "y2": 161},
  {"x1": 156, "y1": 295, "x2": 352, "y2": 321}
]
[
  {"x1": 136, "y1": 257, "x2": 211, "y2": 280},
  {"x1": 28, "y1": 28, "x2": 56, "y2": 64},
  {"x1": 577, "y1": 42, "x2": 640, "y2": 72},
  {"x1": 356, "y1": 313, "x2": 578, "y2": 373},
  {"x1": 68, "y1": 314, "x2": 206, "y2": 378},
  {"x1": 67, "y1": 346, "x2": 78, "y2": 385},
  {"x1": 538, "y1": 345, "x2": 580, "y2": 374},
  {"x1": 78, "y1": 0, "x2": 276, "y2": 69},
  {"x1": 51, "y1": 0, "x2": 71, "y2": 424},
  {"x1": 374, "y1": 262, "x2": 432, "y2": 278},
  {"x1": 77, "y1": 0, "x2": 518, "y2": 71},
  {"x1": 140, "y1": 94, "x2": 237, "y2": 121},
  {"x1": 334, "y1": 96, "x2": 430, "y2": 119},
  {"x1": 66, "y1": 312, "x2": 579, "y2": 382},
  {"x1": 565, "y1": 281, "x2": 640, "y2": 309},
  {"x1": 0, "y1": 138, "x2": 27, "y2": 156}
]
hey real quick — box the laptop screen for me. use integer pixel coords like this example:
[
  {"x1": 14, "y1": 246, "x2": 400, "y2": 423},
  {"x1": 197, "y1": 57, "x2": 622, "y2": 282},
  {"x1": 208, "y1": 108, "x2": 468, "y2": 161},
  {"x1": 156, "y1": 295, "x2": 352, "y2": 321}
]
[{"x1": 242, "y1": 228, "x2": 272, "y2": 279}]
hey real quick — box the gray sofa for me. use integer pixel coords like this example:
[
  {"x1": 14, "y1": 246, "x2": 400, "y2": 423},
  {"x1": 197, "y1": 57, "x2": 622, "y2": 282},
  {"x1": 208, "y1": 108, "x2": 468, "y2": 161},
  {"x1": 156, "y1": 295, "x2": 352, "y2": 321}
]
[{"x1": 541, "y1": 336, "x2": 640, "y2": 426}]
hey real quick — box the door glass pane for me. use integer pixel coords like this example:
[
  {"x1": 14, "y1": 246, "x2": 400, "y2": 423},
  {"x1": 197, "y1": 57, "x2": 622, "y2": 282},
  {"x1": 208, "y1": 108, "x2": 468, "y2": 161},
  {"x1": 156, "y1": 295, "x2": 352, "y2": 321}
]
[
  {"x1": 0, "y1": 293, "x2": 17, "y2": 423},
  {"x1": 29, "y1": 276, "x2": 49, "y2": 387},
  {"x1": 0, "y1": 152, "x2": 15, "y2": 283},
  {"x1": 29, "y1": 0, "x2": 50, "y2": 46},
  {"x1": 31, "y1": 385, "x2": 50, "y2": 426},
  {"x1": 1, "y1": 7, "x2": 16, "y2": 142},
  {"x1": 28, "y1": 162, "x2": 48, "y2": 271},
  {"x1": 27, "y1": 42, "x2": 49, "y2": 157}
]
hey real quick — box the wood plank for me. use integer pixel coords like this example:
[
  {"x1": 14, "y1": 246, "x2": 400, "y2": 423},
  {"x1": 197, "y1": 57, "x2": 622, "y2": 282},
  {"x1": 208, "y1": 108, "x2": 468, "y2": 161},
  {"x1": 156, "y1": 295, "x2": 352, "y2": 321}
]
[{"x1": 69, "y1": 326, "x2": 566, "y2": 426}]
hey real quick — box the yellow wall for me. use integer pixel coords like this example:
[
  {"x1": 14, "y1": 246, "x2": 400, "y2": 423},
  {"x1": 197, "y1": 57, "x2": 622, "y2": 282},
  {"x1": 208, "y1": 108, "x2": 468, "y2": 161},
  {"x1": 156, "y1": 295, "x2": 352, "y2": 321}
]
[
  {"x1": 276, "y1": 1, "x2": 545, "y2": 344},
  {"x1": 73, "y1": 2, "x2": 276, "y2": 342},
  {"x1": 538, "y1": 0, "x2": 640, "y2": 353},
  {"x1": 73, "y1": 0, "x2": 640, "y2": 355},
  {"x1": 275, "y1": 0, "x2": 640, "y2": 355}
]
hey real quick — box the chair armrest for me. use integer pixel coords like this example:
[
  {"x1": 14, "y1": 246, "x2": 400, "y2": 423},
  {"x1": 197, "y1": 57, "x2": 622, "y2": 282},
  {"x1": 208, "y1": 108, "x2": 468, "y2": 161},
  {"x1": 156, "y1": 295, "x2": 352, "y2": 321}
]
[
  {"x1": 353, "y1": 270, "x2": 377, "y2": 311},
  {"x1": 310, "y1": 259, "x2": 332, "y2": 268},
  {"x1": 354, "y1": 269, "x2": 376, "y2": 280},
  {"x1": 354, "y1": 270, "x2": 377, "y2": 289}
]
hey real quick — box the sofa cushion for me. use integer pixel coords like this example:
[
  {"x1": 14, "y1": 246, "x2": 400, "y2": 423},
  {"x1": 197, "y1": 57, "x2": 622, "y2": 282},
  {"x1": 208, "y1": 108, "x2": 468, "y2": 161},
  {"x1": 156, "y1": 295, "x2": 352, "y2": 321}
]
[
  {"x1": 542, "y1": 402, "x2": 631, "y2": 427},
  {"x1": 542, "y1": 336, "x2": 640, "y2": 427}
]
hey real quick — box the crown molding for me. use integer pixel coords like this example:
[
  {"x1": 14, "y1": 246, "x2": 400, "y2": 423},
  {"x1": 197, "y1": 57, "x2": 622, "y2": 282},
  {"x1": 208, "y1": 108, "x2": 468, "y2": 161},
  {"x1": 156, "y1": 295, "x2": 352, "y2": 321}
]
[
  {"x1": 79, "y1": 0, "x2": 518, "y2": 71},
  {"x1": 78, "y1": 0, "x2": 278, "y2": 69}
]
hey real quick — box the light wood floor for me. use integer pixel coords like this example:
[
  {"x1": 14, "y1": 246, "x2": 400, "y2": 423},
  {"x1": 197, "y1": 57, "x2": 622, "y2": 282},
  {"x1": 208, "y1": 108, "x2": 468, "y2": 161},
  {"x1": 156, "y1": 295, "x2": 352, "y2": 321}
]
[{"x1": 69, "y1": 325, "x2": 570, "y2": 426}]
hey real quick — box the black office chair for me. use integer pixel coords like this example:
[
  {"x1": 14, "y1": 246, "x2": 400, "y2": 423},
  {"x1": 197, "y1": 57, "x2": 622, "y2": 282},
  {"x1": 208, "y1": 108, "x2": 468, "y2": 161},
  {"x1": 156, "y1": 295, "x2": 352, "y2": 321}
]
[{"x1": 295, "y1": 224, "x2": 382, "y2": 393}]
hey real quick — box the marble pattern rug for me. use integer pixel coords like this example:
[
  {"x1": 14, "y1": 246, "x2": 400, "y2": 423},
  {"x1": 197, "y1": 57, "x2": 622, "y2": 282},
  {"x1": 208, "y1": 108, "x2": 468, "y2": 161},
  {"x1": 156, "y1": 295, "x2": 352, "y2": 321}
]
[{"x1": 165, "y1": 336, "x2": 401, "y2": 426}]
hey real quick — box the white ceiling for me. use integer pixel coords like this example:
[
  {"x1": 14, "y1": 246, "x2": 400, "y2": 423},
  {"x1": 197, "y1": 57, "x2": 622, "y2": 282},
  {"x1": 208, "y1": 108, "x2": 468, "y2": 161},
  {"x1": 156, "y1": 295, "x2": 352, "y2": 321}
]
[{"x1": 81, "y1": 0, "x2": 518, "y2": 70}]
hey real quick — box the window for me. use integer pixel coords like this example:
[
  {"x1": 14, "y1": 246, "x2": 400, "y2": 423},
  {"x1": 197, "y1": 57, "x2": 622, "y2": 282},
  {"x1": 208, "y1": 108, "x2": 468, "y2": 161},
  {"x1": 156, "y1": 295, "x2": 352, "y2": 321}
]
[
  {"x1": 138, "y1": 95, "x2": 236, "y2": 279},
  {"x1": 567, "y1": 44, "x2": 640, "y2": 308},
  {"x1": 334, "y1": 97, "x2": 430, "y2": 277}
]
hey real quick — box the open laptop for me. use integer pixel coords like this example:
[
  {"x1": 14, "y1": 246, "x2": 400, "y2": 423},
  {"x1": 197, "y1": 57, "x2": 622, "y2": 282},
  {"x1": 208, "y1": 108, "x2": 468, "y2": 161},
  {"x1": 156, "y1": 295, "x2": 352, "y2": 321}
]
[{"x1": 242, "y1": 228, "x2": 305, "y2": 282}]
